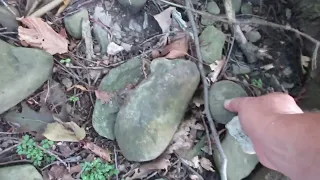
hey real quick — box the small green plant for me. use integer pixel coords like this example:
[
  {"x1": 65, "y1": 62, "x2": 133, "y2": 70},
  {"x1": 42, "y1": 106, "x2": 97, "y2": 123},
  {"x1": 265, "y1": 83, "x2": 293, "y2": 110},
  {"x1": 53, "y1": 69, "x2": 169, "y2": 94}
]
[
  {"x1": 68, "y1": 96, "x2": 79, "y2": 102},
  {"x1": 60, "y1": 58, "x2": 71, "y2": 65},
  {"x1": 252, "y1": 78, "x2": 263, "y2": 88},
  {"x1": 17, "y1": 135, "x2": 56, "y2": 166},
  {"x1": 81, "y1": 159, "x2": 118, "y2": 180}
]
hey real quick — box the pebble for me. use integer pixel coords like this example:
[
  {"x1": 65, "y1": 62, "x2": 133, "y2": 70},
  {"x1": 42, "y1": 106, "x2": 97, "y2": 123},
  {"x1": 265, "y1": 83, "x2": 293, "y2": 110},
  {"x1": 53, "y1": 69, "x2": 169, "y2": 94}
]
[
  {"x1": 62, "y1": 78, "x2": 73, "y2": 89},
  {"x1": 282, "y1": 67, "x2": 293, "y2": 76},
  {"x1": 117, "y1": 0, "x2": 147, "y2": 12},
  {"x1": 107, "y1": 42, "x2": 124, "y2": 55},
  {"x1": 232, "y1": 64, "x2": 251, "y2": 74},
  {"x1": 93, "y1": 6, "x2": 111, "y2": 54},
  {"x1": 232, "y1": 0, "x2": 242, "y2": 13},
  {"x1": 246, "y1": 30, "x2": 261, "y2": 43},
  {"x1": 64, "y1": 9, "x2": 89, "y2": 39},
  {"x1": 241, "y1": 2, "x2": 253, "y2": 14},
  {"x1": 207, "y1": 1, "x2": 220, "y2": 15},
  {"x1": 209, "y1": 80, "x2": 247, "y2": 124}
]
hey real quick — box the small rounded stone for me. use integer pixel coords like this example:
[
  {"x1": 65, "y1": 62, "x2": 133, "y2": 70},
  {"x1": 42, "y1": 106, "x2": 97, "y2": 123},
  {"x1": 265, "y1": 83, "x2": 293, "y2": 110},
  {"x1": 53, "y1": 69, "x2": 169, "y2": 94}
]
[{"x1": 209, "y1": 80, "x2": 247, "y2": 124}]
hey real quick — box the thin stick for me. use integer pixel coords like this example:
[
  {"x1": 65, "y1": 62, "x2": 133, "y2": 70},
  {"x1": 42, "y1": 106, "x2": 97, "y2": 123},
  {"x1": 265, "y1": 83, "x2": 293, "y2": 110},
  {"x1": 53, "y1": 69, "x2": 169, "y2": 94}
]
[
  {"x1": 175, "y1": 152, "x2": 204, "y2": 180},
  {"x1": 201, "y1": 115, "x2": 212, "y2": 155},
  {"x1": 185, "y1": 1, "x2": 227, "y2": 180},
  {"x1": 0, "y1": 143, "x2": 19, "y2": 156},
  {"x1": 114, "y1": 145, "x2": 119, "y2": 180},
  {"x1": 36, "y1": 145, "x2": 68, "y2": 167},
  {"x1": 30, "y1": 0, "x2": 63, "y2": 17}
]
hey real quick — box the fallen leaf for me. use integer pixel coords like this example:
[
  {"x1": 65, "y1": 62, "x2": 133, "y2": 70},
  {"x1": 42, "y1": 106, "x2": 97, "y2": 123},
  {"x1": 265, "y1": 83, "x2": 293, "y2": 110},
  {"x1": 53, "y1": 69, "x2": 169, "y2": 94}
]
[
  {"x1": 67, "y1": 85, "x2": 88, "y2": 92},
  {"x1": 3, "y1": 103, "x2": 54, "y2": 132},
  {"x1": 58, "y1": 143, "x2": 75, "y2": 157},
  {"x1": 18, "y1": 17, "x2": 68, "y2": 55},
  {"x1": 95, "y1": 90, "x2": 114, "y2": 104},
  {"x1": 127, "y1": 155, "x2": 171, "y2": 180},
  {"x1": 56, "y1": 0, "x2": 72, "y2": 16},
  {"x1": 154, "y1": 7, "x2": 176, "y2": 33},
  {"x1": 208, "y1": 59, "x2": 225, "y2": 83},
  {"x1": 166, "y1": 118, "x2": 203, "y2": 154},
  {"x1": 200, "y1": 157, "x2": 215, "y2": 172},
  {"x1": 48, "y1": 164, "x2": 79, "y2": 180},
  {"x1": 59, "y1": 28, "x2": 68, "y2": 38},
  {"x1": 43, "y1": 121, "x2": 86, "y2": 142},
  {"x1": 152, "y1": 35, "x2": 189, "y2": 59},
  {"x1": 83, "y1": 142, "x2": 111, "y2": 162}
]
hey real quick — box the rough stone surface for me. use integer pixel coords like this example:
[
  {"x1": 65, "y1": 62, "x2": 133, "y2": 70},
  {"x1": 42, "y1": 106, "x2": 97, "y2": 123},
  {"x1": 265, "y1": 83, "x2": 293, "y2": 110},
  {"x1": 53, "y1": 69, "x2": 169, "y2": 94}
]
[
  {"x1": 214, "y1": 133, "x2": 259, "y2": 180},
  {"x1": 0, "y1": 40, "x2": 53, "y2": 114},
  {"x1": 209, "y1": 80, "x2": 247, "y2": 124},
  {"x1": 207, "y1": 1, "x2": 220, "y2": 14},
  {"x1": 241, "y1": 2, "x2": 253, "y2": 14},
  {"x1": 93, "y1": 6, "x2": 111, "y2": 54},
  {"x1": 115, "y1": 58, "x2": 200, "y2": 162},
  {"x1": 246, "y1": 30, "x2": 261, "y2": 43},
  {"x1": 0, "y1": 164, "x2": 43, "y2": 180},
  {"x1": 232, "y1": 64, "x2": 251, "y2": 74},
  {"x1": 200, "y1": 26, "x2": 226, "y2": 64},
  {"x1": 0, "y1": 5, "x2": 19, "y2": 31},
  {"x1": 117, "y1": 0, "x2": 147, "y2": 12},
  {"x1": 92, "y1": 57, "x2": 143, "y2": 140},
  {"x1": 232, "y1": 0, "x2": 242, "y2": 13},
  {"x1": 64, "y1": 9, "x2": 89, "y2": 39}
]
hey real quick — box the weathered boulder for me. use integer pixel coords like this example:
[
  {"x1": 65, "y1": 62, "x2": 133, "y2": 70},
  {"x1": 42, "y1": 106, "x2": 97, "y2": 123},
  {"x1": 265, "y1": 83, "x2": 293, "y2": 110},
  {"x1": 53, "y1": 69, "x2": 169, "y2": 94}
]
[
  {"x1": 199, "y1": 26, "x2": 226, "y2": 64},
  {"x1": 64, "y1": 9, "x2": 89, "y2": 39},
  {"x1": 209, "y1": 80, "x2": 247, "y2": 124},
  {"x1": 0, "y1": 40, "x2": 53, "y2": 114},
  {"x1": 0, "y1": 164, "x2": 43, "y2": 180},
  {"x1": 115, "y1": 58, "x2": 200, "y2": 161},
  {"x1": 214, "y1": 133, "x2": 259, "y2": 180},
  {"x1": 92, "y1": 57, "x2": 143, "y2": 140}
]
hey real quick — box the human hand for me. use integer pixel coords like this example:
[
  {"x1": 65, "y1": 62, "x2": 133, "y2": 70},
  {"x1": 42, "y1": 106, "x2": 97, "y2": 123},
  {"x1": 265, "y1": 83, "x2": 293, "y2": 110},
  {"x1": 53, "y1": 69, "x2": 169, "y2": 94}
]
[{"x1": 224, "y1": 93, "x2": 304, "y2": 177}]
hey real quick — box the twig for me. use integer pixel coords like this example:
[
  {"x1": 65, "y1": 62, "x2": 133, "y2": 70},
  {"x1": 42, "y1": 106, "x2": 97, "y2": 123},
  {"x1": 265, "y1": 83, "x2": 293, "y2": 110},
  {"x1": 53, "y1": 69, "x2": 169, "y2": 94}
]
[
  {"x1": 0, "y1": 0, "x2": 17, "y2": 16},
  {"x1": 185, "y1": 1, "x2": 227, "y2": 180},
  {"x1": 30, "y1": 0, "x2": 63, "y2": 17},
  {"x1": 36, "y1": 145, "x2": 68, "y2": 168},
  {"x1": 114, "y1": 145, "x2": 119, "y2": 180},
  {"x1": 82, "y1": 19, "x2": 95, "y2": 60},
  {"x1": 218, "y1": 32, "x2": 235, "y2": 80},
  {"x1": 0, "y1": 143, "x2": 20, "y2": 156},
  {"x1": 175, "y1": 152, "x2": 204, "y2": 180},
  {"x1": 201, "y1": 116, "x2": 212, "y2": 155}
]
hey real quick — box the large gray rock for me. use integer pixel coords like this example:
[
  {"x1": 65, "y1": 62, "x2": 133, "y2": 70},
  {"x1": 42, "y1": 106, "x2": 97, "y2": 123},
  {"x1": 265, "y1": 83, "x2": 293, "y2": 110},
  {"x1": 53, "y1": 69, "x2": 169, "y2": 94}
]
[
  {"x1": 214, "y1": 133, "x2": 259, "y2": 180},
  {"x1": 117, "y1": 0, "x2": 147, "y2": 12},
  {"x1": 199, "y1": 26, "x2": 225, "y2": 64},
  {"x1": 207, "y1": 1, "x2": 220, "y2": 15},
  {"x1": 64, "y1": 9, "x2": 89, "y2": 39},
  {"x1": 115, "y1": 58, "x2": 200, "y2": 162},
  {"x1": 0, "y1": 6, "x2": 19, "y2": 31},
  {"x1": 0, "y1": 164, "x2": 43, "y2": 180},
  {"x1": 0, "y1": 40, "x2": 53, "y2": 114},
  {"x1": 209, "y1": 80, "x2": 247, "y2": 124},
  {"x1": 92, "y1": 57, "x2": 143, "y2": 140}
]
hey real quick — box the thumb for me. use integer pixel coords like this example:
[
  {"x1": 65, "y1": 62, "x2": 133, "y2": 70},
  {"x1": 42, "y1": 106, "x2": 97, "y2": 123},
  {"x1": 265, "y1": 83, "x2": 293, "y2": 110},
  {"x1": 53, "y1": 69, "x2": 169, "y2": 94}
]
[{"x1": 224, "y1": 97, "x2": 249, "y2": 113}]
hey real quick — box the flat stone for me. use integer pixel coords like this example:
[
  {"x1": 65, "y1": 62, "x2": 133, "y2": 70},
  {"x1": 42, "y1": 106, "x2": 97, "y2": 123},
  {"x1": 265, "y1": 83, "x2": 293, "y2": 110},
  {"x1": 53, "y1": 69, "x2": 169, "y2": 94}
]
[
  {"x1": 0, "y1": 5, "x2": 19, "y2": 31},
  {"x1": 250, "y1": 167, "x2": 290, "y2": 180},
  {"x1": 214, "y1": 133, "x2": 259, "y2": 180},
  {"x1": 232, "y1": 64, "x2": 251, "y2": 74},
  {"x1": 115, "y1": 58, "x2": 200, "y2": 162},
  {"x1": 209, "y1": 80, "x2": 247, "y2": 124},
  {"x1": 207, "y1": 1, "x2": 220, "y2": 15},
  {"x1": 0, "y1": 40, "x2": 53, "y2": 114},
  {"x1": 232, "y1": 0, "x2": 242, "y2": 13},
  {"x1": 117, "y1": 0, "x2": 147, "y2": 12},
  {"x1": 241, "y1": 2, "x2": 253, "y2": 14},
  {"x1": 92, "y1": 57, "x2": 143, "y2": 140},
  {"x1": 199, "y1": 26, "x2": 226, "y2": 64},
  {"x1": 0, "y1": 164, "x2": 43, "y2": 180},
  {"x1": 64, "y1": 9, "x2": 89, "y2": 39},
  {"x1": 93, "y1": 6, "x2": 111, "y2": 54},
  {"x1": 246, "y1": 30, "x2": 261, "y2": 43}
]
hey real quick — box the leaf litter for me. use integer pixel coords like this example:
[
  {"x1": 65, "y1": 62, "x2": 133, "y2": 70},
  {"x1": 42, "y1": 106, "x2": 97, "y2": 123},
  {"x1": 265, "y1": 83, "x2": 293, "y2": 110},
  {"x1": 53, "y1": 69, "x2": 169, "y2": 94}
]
[
  {"x1": 83, "y1": 142, "x2": 111, "y2": 162},
  {"x1": 43, "y1": 121, "x2": 86, "y2": 142}
]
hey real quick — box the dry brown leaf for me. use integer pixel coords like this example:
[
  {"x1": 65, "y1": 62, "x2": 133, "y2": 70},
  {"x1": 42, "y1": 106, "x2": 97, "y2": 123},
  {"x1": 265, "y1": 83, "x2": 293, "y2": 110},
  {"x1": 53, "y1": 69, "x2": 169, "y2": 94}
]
[
  {"x1": 43, "y1": 121, "x2": 86, "y2": 142},
  {"x1": 167, "y1": 118, "x2": 203, "y2": 154},
  {"x1": 83, "y1": 142, "x2": 111, "y2": 162},
  {"x1": 56, "y1": 0, "x2": 72, "y2": 16},
  {"x1": 95, "y1": 90, "x2": 114, "y2": 104},
  {"x1": 67, "y1": 85, "x2": 88, "y2": 92},
  {"x1": 208, "y1": 59, "x2": 225, "y2": 83},
  {"x1": 126, "y1": 155, "x2": 171, "y2": 180},
  {"x1": 153, "y1": 7, "x2": 176, "y2": 33},
  {"x1": 152, "y1": 35, "x2": 189, "y2": 59},
  {"x1": 18, "y1": 17, "x2": 68, "y2": 55},
  {"x1": 200, "y1": 157, "x2": 215, "y2": 172}
]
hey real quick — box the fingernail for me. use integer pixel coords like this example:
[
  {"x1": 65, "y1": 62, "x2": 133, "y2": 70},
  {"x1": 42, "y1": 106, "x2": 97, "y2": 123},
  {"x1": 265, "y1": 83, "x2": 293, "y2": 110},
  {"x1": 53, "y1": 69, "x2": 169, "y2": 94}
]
[{"x1": 224, "y1": 99, "x2": 232, "y2": 108}]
